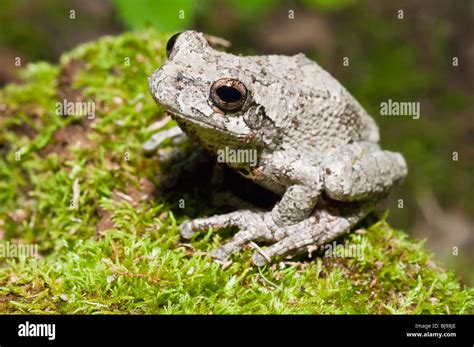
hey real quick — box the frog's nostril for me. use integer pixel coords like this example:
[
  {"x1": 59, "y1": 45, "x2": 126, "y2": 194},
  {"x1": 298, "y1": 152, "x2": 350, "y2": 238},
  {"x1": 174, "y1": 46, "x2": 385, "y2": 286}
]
[
  {"x1": 175, "y1": 72, "x2": 197, "y2": 87},
  {"x1": 176, "y1": 72, "x2": 185, "y2": 82}
]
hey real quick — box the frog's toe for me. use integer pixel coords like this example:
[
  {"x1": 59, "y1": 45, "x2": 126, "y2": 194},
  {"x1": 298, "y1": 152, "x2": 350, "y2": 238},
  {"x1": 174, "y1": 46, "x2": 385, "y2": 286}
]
[
  {"x1": 209, "y1": 246, "x2": 232, "y2": 263},
  {"x1": 210, "y1": 227, "x2": 277, "y2": 266},
  {"x1": 251, "y1": 252, "x2": 269, "y2": 267},
  {"x1": 179, "y1": 221, "x2": 195, "y2": 239},
  {"x1": 142, "y1": 125, "x2": 184, "y2": 152}
]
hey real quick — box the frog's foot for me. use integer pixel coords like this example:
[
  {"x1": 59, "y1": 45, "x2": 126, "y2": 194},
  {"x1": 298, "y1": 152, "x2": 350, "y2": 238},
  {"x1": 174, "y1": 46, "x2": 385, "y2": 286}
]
[
  {"x1": 143, "y1": 125, "x2": 187, "y2": 152},
  {"x1": 251, "y1": 200, "x2": 376, "y2": 266},
  {"x1": 179, "y1": 210, "x2": 277, "y2": 263},
  {"x1": 180, "y1": 200, "x2": 375, "y2": 266}
]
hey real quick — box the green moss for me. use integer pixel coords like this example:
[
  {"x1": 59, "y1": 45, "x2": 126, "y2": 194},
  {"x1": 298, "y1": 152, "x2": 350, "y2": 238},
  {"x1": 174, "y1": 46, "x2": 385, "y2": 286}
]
[{"x1": 0, "y1": 31, "x2": 472, "y2": 314}]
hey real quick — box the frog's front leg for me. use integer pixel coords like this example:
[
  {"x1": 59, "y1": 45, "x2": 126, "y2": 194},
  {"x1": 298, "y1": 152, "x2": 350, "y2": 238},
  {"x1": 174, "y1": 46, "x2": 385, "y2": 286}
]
[
  {"x1": 260, "y1": 153, "x2": 323, "y2": 227},
  {"x1": 178, "y1": 154, "x2": 323, "y2": 262},
  {"x1": 142, "y1": 125, "x2": 187, "y2": 152},
  {"x1": 179, "y1": 210, "x2": 278, "y2": 262}
]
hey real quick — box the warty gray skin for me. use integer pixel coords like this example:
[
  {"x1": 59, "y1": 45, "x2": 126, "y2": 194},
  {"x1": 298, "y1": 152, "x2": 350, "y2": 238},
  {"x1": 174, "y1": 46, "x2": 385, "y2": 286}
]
[{"x1": 148, "y1": 31, "x2": 407, "y2": 266}]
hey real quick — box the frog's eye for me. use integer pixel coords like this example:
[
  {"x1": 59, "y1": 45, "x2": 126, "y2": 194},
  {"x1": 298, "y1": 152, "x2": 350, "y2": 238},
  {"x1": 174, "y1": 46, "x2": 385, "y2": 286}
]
[
  {"x1": 166, "y1": 32, "x2": 182, "y2": 58},
  {"x1": 210, "y1": 78, "x2": 247, "y2": 112}
]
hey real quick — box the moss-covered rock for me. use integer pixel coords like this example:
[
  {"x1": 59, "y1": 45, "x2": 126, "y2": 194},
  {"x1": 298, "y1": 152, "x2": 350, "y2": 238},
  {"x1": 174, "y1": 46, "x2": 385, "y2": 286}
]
[{"x1": 0, "y1": 31, "x2": 472, "y2": 314}]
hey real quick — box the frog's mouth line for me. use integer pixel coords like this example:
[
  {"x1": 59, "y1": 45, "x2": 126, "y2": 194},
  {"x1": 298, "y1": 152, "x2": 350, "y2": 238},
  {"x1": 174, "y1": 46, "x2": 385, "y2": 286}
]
[{"x1": 165, "y1": 110, "x2": 250, "y2": 140}]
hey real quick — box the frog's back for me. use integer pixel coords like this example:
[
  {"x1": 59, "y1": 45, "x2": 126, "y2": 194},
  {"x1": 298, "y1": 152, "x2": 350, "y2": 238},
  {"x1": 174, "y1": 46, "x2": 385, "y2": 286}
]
[{"x1": 245, "y1": 53, "x2": 379, "y2": 155}]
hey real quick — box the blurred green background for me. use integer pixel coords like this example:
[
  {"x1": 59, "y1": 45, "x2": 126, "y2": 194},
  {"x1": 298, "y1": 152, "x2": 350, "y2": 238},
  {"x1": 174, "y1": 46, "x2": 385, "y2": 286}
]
[{"x1": 0, "y1": 0, "x2": 472, "y2": 284}]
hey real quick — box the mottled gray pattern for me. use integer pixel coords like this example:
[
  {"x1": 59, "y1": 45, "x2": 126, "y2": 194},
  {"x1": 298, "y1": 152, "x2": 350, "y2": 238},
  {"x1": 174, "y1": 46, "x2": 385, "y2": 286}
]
[{"x1": 148, "y1": 31, "x2": 407, "y2": 266}]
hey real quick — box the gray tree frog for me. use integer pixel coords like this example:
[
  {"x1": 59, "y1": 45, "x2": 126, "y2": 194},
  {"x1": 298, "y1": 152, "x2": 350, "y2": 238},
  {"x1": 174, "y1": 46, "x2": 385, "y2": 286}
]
[{"x1": 148, "y1": 31, "x2": 407, "y2": 266}]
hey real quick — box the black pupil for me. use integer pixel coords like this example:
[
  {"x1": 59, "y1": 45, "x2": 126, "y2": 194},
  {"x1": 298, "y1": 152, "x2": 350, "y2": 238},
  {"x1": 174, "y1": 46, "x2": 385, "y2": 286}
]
[
  {"x1": 216, "y1": 86, "x2": 242, "y2": 103},
  {"x1": 166, "y1": 33, "x2": 181, "y2": 57}
]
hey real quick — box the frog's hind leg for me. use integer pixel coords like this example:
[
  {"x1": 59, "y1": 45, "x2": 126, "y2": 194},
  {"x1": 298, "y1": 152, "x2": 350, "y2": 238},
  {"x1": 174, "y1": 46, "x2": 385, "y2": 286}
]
[
  {"x1": 251, "y1": 199, "x2": 376, "y2": 266},
  {"x1": 323, "y1": 141, "x2": 407, "y2": 202}
]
